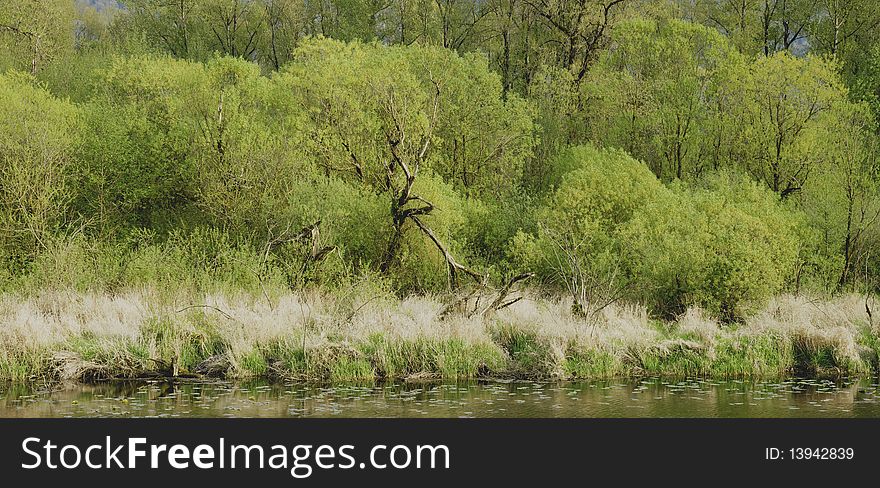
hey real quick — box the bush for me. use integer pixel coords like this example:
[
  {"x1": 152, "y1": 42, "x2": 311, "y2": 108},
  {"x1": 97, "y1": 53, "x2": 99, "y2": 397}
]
[
  {"x1": 460, "y1": 191, "x2": 537, "y2": 274},
  {"x1": 616, "y1": 187, "x2": 704, "y2": 316},
  {"x1": 515, "y1": 145, "x2": 802, "y2": 321},
  {"x1": 0, "y1": 72, "x2": 77, "y2": 264},
  {"x1": 512, "y1": 144, "x2": 667, "y2": 315},
  {"x1": 622, "y1": 172, "x2": 803, "y2": 320}
]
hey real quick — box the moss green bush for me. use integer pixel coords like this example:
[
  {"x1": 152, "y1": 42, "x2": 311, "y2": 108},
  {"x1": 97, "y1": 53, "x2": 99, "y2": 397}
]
[{"x1": 515, "y1": 147, "x2": 802, "y2": 321}]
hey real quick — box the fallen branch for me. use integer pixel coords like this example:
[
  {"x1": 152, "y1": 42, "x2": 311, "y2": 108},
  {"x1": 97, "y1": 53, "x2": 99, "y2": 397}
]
[
  {"x1": 410, "y1": 215, "x2": 483, "y2": 288},
  {"x1": 439, "y1": 272, "x2": 534, "y2": 320},
  {"x1": 480, "y1": 272, "x2": 535, "y2": 317},
  {"x1": 175, "y1": 304, "x2": 236, "y2": 322}
]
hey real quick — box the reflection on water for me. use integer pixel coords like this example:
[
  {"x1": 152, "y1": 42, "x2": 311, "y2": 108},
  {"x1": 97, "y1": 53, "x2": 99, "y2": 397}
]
[{"x1": 2, "y1": 377, "x2": 880, "y2": 418}]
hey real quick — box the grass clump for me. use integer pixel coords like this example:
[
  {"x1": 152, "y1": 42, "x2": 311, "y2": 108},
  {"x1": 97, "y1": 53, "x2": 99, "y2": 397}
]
[
  {"x1": 490, "y1": 323, "x2": 558, "y2": 378},
  {"x1": 0, "y1": 346, "x2": 45, "y2": 382},
  {"x1": 563, "y1": 344, "x2": 624, "y2": 379},
  {"x1": 0, "y1": 289, "x2": 877, "y2": 384},
  {"x1": 627, "y1": 339, "x2": 712, "y2": 377},
  {"x1": 709, "y1": 333, "x2": 791, "y2": 378},
  {"x1": 330, "y1": 355, "x2": 375, "y2": 383}
]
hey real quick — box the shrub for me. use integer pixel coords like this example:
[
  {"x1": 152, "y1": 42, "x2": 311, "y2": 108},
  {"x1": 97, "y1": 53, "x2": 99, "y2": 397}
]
[
  {"x1": 516, "y1": 146, "x2": 802, "y2": 321},
  {"x1": 623, "y1": 172, "x2": 803, "y2": 320},
  {"x1": 512, "y1": 144, "x2": 667, "y2": 315},
  {"x1": 0, "y1": 72, "x2": 77, "y2": 264},
  {"x1": 460, "y1": 191, "x2": 537, "y2": 274}
]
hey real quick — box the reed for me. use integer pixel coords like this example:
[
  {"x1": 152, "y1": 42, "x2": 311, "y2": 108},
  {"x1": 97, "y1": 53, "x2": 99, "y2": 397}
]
[{"x1": 0, "y1": 288, "x2": 875, "y2": 383}]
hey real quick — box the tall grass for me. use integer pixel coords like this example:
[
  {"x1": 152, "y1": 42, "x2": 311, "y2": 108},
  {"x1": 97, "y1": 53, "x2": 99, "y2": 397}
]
[{"x1": 0, "y1": 286, "x2": 875, "y2": 383}]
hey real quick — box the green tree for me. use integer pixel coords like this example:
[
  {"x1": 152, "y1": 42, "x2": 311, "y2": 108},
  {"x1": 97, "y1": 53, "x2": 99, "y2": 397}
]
[
  {"x1": 737, "y1": 53, "x2": 848, "y2": 198},
  {"x1": 0, "y1": 0, "x2": 75, "y2": 74},
  {"x1": 687, "y1": 0, "x2": 816, "y2": 56},
  {"x1": 801, "y1": 102, "x2": 880, "y2": 290},
  {"x1": 0, "y1": 72, "x2": 78, "y2": 262},
  {"x1": 279, "y1": 39, "x2": 534, "y2": 290},
  {"x1": 263, "y1": 0, "x2": 307, "y2": 69},
  {"x1": 585, "y1": 17, "x2": 745, "y2": 181},
  {"x1": 515, "y1": 145, "x2": 803, "y2": 320},
  {"x1": 523, "y1": 0, "x2": 629, "y2": 86},
  {"x1": 120, "y1": 0, "x2": 203, "y2": 59},
  {"x1": 199, "y1": 0, "x2": 266, "y2": 59},
  {"x1": 75, "y1": 55, "x2": 207, "y2": 229}
]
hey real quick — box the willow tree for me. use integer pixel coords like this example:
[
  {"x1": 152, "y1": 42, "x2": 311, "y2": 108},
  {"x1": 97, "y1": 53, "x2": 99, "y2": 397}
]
[
  {"x1": 801, "y1": 102, "x2": 880, "y2": 290},
  {"x1": 687, "y1": 0, "x2": 816, "y2": 56},
  {"x1": 585, "y1": 17, "x2": 745, "y2": 181},
  {"x1": 279, "y1": 39, "x2": 534, "y2": 289},
  {"x1": 523, "y1": 0, "x2": 628, "y2": 86},
  {"x1": 76, "y1": 55, "x2": 207, "y2": 228}
]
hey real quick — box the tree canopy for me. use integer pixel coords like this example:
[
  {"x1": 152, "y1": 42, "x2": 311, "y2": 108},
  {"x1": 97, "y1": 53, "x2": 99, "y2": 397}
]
[{"x1": 0, "y1": 0, "x2": 877, "y2": 321}]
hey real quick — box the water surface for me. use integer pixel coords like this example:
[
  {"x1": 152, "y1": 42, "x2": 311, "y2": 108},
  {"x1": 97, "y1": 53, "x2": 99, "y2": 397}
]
[{"x1": 3, "y1": 378, "x2": 880, "y2": 417}]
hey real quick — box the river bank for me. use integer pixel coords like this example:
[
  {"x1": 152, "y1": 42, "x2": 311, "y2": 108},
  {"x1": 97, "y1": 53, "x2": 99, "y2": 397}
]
[{"x1": 0, "y1": 289, "x2": 876, "y2": 383}]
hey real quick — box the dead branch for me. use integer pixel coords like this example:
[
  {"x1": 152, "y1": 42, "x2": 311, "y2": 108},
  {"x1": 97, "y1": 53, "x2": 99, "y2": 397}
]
[
  {"x1": 410, "y1": 215, "x2": 482, "y2": 288},
  {"x1": 439, "y1": 272, "x2": 534, "y2": 320},
  {"x1": 373, "y1": 73, "x2": 529, "y2": 312},
  {"x1": 480, "y1": 272, "x2": 535, "y2": 317},
  {"x1": 867, "y1": 294, "x2": 874, "y2": 329},
  {"x1": 175, "y1": 304, "x2": 237, "y2": 322}
]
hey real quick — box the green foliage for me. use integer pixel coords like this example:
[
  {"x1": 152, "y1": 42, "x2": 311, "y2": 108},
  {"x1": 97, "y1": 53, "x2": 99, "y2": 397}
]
[
  {"x1": 460, "y1": 191, "x2": 537, "y2": 271},
  {"x1": 489, "y1": 323, "x2": 556, "y2": 377},
  {"x1": 515, "y1": 146, "x2": 802, "y2": 321},
  {"x1": 625, "y1": 172, "x2": 803, "y2": 320},
  {"x1": 540, "y1": 146, "x2": 664, "y2": 237},
  {"x1": 799, "y1": 102, "x2": 880, "y2": 291},
  {"x1": 0, "y1": 3, "x2": 875, "y2": 322},
  {"x1": 0, "y1": 72, "x2": 78, "y2": 266},
  {"x1": 275, "y1": 38, "x2": 535, "y2": 292},
  {"x1": 405, "y1": 47, "x2": 536, "y2": 195},
  {"x1": 737, "y1": 53, "x2": 849, "y2": 196},
  {"x1": 512, "y1": 145, "x2": 666, "y2": 312},
  {"x1": 563, "y1": 347, "x2": 622, "y2": 379},
  {"x1": 585, "y1": 17, "x2": 746, "y2": 181},
  {"x1": 279, "y1": 38, "x2": 535, "y2": 196},
  {"x1": 697, "y1": 175, "x2": 800, "y2": 316},
  {"x1": 75, "y1": 55, "x2": 205, "y2": 228},
  {"x1": 2, "y1": 1, "x2": 880, "y2": 390},
  {"x1": 0, "y1": 0, "x2": 75, "y2": 74}
]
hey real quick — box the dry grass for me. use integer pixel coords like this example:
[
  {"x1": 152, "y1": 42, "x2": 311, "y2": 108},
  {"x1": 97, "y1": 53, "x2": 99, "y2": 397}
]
[{"x1": 0, "y1": 288, "x2": 875, "y2": 383}]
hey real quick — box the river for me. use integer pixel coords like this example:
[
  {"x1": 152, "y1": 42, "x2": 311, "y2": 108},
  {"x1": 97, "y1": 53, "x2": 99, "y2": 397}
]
[{"x1": 2, "y1": 377, "x2": 880, "y2": 417}]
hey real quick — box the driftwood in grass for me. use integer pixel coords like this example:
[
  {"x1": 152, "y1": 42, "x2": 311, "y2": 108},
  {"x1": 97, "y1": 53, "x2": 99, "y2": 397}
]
[
  {"x1": 439, "y1": 272, "x2": 535, "y2": 320},
  {"x1": 50, "y1": 352, "x2": 200, "y2": 381}
]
